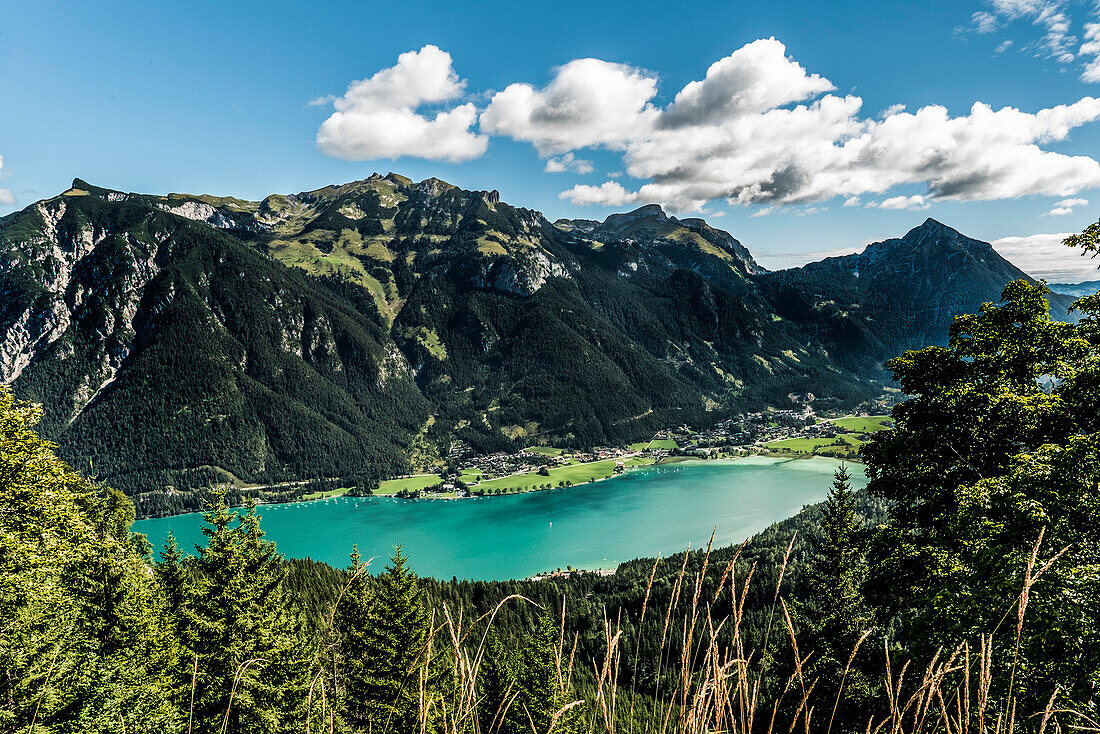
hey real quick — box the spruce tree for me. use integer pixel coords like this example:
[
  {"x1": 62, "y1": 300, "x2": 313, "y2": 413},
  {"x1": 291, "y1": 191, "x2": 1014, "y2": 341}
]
[
  {"x1": 478, "y1": 615, "x2": 577, "y2": 734},
  {"x1": 333, "y1": 546, "x2": 373, "y2": 728},
  {"x1": 478, "y1": 633, "x2": 518, "y2": 734},
  {"x1": 802, "y1": 465, "x2": 872, "y2": 728},
  {"x1": 158, "y1": 533, "x2": 190, "y2": 623},
  {"x1": 339, "y1": 546, "x2": 433, "y2": 733},
  {"x1": 515, "y1": 615, "x2": 572, "y2": 734},
  {"x1": 182, "y1": 494, "x2": 309, "y2": 733}
]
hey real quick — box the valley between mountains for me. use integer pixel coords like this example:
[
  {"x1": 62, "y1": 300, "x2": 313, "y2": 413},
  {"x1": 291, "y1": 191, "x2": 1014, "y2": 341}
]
[{"x1": 0, "y1": 174, "x2": 1075, "y2": 512}]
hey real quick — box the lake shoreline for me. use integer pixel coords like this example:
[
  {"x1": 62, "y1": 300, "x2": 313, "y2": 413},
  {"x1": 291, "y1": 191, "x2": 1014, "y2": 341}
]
[
  {"x1": 135, "y1": 456, "x2": 866, "y2": 581},
  {"x1": 135, "y1": 450, "x2": 866, "y2": 521}
]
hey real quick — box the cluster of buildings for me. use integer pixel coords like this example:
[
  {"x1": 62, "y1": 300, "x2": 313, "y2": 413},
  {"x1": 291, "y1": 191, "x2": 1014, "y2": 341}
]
[{"x1": 459, "y1": 450, "x2": 561, "y2": 483}]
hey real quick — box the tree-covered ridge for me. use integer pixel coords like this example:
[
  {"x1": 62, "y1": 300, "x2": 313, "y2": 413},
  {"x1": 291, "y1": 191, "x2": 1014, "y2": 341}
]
[
  {"x1": 0, "y1": 187, "x2": 429, "y2": 502},
  {"x1": 0, "y1": 176, "x2": 1077, "y2": 507}
]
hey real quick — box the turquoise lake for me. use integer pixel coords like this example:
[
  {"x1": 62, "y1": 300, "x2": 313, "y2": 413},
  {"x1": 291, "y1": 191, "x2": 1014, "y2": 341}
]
[{"x1": 134, "y1": 456, "x2": 866, "y2": 581}]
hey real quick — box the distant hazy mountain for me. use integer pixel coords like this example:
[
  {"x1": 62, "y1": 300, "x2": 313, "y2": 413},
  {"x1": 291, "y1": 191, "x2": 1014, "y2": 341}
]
[
  {"x1": 1048, "y1": 280, "x2": 1100, "y2": 298},
  {"x1": 0, "y1": 176, "x2": 1064, "y2": 502}
]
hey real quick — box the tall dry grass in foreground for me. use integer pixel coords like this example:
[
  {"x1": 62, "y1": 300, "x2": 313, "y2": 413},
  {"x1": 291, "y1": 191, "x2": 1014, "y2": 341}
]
[{"x1": 301, "y1": 530, "x2": 1092, "y2": 734}]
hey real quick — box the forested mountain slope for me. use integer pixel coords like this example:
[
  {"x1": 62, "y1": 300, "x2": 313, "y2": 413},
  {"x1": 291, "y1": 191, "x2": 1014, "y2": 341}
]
[
  {"x1": 0, "y1": 181, "x2": 428, "y2": 496},
  {"x1": 0, "y1": 176, "x2": 1072, "y2": 500}
]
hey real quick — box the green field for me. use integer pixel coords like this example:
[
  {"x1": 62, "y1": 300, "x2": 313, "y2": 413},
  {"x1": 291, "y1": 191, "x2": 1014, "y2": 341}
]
[
  {"x1": 764, "y1": 435, "x2": 864, "y2": 457},
  {"x1": 832, "y1": 415, "x2": 893, "y2": 433},
  {"x1": 300, "y1": 486, "x2": 352, "y2": 501},
  {"x1": 476, "y1": 457, "x2": 655, "y2": 493},
  {"x1": 629, "y1": 438, "x2": 679, "y2": 451},
  {"x1": 376, "y1": 474, "x2": 443, "y2": 495},
  {"x1": 523, "y1": 446, "x2": 565, "y2": 456}
]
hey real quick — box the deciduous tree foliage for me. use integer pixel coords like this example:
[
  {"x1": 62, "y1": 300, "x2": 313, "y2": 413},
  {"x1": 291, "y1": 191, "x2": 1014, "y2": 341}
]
[
  {"x1": 0, "y1": 386, "x2": 179, "y2": 733},
  {"x1": 863, "y1": 278, "x2": 1100, "y2": 713}
]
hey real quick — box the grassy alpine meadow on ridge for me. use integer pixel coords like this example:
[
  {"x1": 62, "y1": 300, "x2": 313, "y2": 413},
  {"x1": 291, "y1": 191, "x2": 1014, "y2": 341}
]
[{"x1": 3, "y1": 222, "x2": 1100, "y2": 732}]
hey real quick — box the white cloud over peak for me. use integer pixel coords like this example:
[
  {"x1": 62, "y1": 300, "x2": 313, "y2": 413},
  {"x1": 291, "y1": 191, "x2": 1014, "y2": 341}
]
[
  {"x1": 1049, "y1": 196, "x2": 1089, "y2": 215},
  {"x1": 315, "y1": 40, "x2": 1100, "y2": 214},
  {"x1": 560, "y1": 181, "x2": 640, "y2": 207},
  {"x1": 585, "y1": 96, "x2": 1100, "y2": 212},
  {"x1": 511, "y1": 40, "x2": 1100, "y2": 211},
  {"x1": 875, "y1": 195, "x2": 929, "y2": 210},
  {"x1": 479, "y1": 58, "x2": 659, "y2": 155},
  {"x1": 316, "y1": 45, "x2": 488, "y2": 162}
]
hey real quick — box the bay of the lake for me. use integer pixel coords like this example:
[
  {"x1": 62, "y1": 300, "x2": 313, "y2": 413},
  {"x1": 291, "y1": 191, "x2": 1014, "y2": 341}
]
[{"x1": 134, "y1": 456, "x2": 866, "y2": 580}]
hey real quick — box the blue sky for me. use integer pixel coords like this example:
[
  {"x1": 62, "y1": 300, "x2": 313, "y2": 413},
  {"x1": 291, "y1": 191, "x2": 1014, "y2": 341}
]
[{"x1": 4, "y1": 0, "x2": 1100, "y2": 280}]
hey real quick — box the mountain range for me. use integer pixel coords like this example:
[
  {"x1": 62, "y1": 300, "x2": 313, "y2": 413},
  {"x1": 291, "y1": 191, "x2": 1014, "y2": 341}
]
[
  {"x1": 1049, "y1": 279, "x2": 1100, "y2": 297},
  {"x1": 0, "y1": 175, "x2": 1078, "y2": 505}
]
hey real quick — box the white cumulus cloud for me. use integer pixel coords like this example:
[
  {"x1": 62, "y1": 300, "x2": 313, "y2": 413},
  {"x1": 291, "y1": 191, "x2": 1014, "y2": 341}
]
[
  {"x1": 316, "y1": 45, "x2": 488, "y2": 162},
  {"x1": 992, "y1": 231, "x2": 1100, "y2": 281},
  {"x1": 544, "y1": 153, "x2": 594, "y2": 174},
  {"x1": 477, "y1": 39, "x2": 1100, "y2": 211},
  {"x1": 480, "y1": 58, "x2": 659, "y2": 155},
  {"x1": 1048, "y1": 196, "x2": 1089, "y2": 215},
  {"x1": 559, "y1": 181, "x2": 640, "y2": 207},
  {"x1": 660, "y1": 39, "x2": 834, "y2": 127},
  {"x1": 314, "y1": 40, "x2": 1100, "y2": 214},
  {"x1": 628, "y1": 95, "x2": 1100, "y2": 212}
]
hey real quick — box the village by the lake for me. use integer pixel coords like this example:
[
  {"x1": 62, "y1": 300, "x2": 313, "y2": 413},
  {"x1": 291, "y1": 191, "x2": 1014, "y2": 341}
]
[{"x1": 324, "y1": 393, "x2": 897, "y2": 502}]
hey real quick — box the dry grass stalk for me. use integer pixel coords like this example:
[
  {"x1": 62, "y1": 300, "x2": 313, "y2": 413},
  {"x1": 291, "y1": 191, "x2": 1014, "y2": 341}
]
[{"x1": 310, "y1": 529, "x2": 1085, "y2": 734}]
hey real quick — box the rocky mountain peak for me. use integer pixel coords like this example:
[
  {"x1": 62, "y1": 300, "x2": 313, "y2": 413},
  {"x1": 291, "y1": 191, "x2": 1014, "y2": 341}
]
[
  {"x1": 67, "y1": 179, "x2": 117, "y2": 198},
  {"x1": 603, "y1": 203, "x2": 668, "y2": 225},
  {"x1": 904, "y1": 217, "x2": 962, "y2": 242},
  {"x1": 383, "y1": 172, "x2": 413, "y2": 186},
  {"x1": 594, "y1": 204, "x2": 674, "y2": 240},
  {"x1": 417, "y1": 177, "x2": 455, "y2": 196}
]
